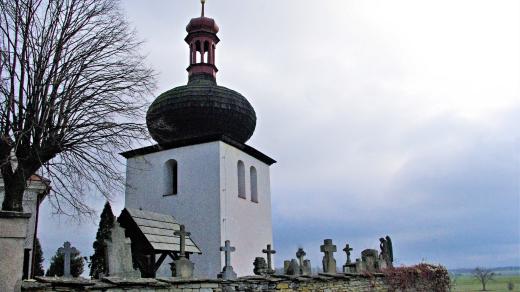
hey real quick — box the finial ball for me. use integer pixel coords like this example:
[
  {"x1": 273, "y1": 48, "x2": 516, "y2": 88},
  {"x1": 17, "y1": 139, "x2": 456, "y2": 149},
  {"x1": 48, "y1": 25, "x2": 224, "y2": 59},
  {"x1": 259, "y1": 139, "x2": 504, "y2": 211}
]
[{"x1": 201, "y1": 0, "x2": 206, "y2": 4}]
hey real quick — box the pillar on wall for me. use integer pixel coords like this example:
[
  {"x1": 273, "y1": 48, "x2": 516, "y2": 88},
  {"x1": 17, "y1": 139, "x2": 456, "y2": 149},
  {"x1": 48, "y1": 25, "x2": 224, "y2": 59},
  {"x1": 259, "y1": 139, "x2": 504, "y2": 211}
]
[{"x1": 0, "y1": 211, "x2": 31, "y2": 292}]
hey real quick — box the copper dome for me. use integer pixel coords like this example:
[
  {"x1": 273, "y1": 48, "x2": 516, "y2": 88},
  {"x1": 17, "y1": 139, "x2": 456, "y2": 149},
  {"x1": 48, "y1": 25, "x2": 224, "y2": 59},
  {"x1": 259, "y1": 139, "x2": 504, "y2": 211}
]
[{"x1": 186, "y1": 17, "x2": 219, "y2": 34}]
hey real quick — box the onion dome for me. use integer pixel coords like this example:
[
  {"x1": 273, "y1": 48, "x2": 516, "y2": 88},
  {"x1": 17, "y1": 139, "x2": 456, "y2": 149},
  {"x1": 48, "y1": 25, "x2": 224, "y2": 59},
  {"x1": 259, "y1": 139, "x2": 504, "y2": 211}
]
[
  {"x1": 186, "y1": 17, "x2": 219, "y2": 34},
  {"x1": 146, "y1": 1, "x2": 256, "y2": 145}
]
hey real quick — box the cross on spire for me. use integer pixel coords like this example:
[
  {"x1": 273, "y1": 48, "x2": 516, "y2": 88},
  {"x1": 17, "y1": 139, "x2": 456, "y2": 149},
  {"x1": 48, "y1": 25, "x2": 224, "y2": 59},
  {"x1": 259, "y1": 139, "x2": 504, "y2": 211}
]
[
  {"x1": 58, "y1": 241, "x2": 78, "y2": 278},
  {"x1": 174, "y1": 224, "x2": 190, "y2": 257},
  {"x1": 262, "y1": 244, "x2": 276, "y2": 272},
  {"x1": 220, "y1": 240, "x2": 236, "y2": 267},
  {"x1": 201, "y1": 0, "x2": 206, "y2": 17}
]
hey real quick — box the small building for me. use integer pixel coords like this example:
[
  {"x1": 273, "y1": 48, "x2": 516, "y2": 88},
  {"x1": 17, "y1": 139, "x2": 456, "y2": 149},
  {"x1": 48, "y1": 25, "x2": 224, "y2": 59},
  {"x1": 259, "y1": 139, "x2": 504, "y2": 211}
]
[
  {"x1": 118, "y1": 208, "x2": 201, "y2": 277},
  {"x1": 0, "y1": 175, "x2": 50, "y2": 279}
]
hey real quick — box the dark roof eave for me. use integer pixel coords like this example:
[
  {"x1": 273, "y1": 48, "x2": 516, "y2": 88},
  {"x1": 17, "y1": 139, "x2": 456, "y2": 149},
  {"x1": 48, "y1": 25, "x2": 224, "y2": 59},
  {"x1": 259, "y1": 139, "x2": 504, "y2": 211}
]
[{"x1": 120, "y1": 134, "x2": 276, "y2": 165}]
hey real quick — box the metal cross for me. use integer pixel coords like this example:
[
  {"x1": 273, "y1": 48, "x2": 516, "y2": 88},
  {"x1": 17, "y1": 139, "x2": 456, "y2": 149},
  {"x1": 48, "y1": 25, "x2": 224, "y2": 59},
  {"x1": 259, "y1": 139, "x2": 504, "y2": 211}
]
[
  {"x1": 343, "y1": 244, "x2": 353, "y2": 264},
  {"x1": 296, "y1": 248, "x2": 306, "y2": 267},
  {"x1": 58, "y1": 241, "x2": 78, "y2": 278},
  {"x1": 220, "y1": 240, "x2": 236, "y2": 267},
  {"x1": 174, "y1": 224, "x2": 190, "y2": 257},
  {"x1": 262, "y1": 244, "x2": 276, "y2": 271}
]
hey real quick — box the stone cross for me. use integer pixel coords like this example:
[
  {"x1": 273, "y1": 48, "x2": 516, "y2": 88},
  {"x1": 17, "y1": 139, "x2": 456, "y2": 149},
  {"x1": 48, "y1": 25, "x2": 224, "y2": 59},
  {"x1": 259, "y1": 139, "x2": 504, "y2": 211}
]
[
  {"x1": 221, "y1": 240, "x2": 235, "y2": 267},
  {"x1": 343, "y1": 244, "x2": 353, "y2": 264},
  {"x1": 262, "y1": 244, "x2": 276, "y2": 273},
  {"x1": 320, "y1": 239, "x2": 337, "y2": 274},
  {"x1": 219, "y1": 240, "x2": 237, "y2": 280},
  {"x1": 296, "y1": 248, "x2": 306, "y2": 267},
  {"x1": 174, "y1": 225, "x2": 190, "y2": 257},
  {"x1": 58, "y1": 241, "x2": 77, "y2": 278}
]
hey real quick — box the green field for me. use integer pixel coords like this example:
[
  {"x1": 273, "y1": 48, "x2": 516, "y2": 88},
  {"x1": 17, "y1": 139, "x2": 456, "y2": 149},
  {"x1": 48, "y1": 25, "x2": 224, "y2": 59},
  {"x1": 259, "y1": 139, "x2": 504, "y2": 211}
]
[{"x1": 451, "y1": 274, "x2": 520, "y2": 292}]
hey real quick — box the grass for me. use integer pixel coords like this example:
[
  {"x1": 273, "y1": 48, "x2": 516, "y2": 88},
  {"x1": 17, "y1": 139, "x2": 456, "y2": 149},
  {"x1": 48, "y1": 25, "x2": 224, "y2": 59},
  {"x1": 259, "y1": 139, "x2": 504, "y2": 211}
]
[{"x1": 451, "y1": 274, "x2": 520, "y2": 292}]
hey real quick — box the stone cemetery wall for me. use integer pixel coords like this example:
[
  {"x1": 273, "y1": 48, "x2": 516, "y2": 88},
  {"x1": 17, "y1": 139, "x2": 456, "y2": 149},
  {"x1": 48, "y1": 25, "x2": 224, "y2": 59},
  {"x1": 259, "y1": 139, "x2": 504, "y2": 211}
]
[{"x1": 22, "y1": 266, "x2": 450, "y2": 292}]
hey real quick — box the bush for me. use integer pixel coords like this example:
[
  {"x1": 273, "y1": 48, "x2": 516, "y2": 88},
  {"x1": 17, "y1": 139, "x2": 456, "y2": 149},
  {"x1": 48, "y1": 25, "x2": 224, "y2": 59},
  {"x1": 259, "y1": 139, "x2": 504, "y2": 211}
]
[{"x1": 383, "y1": 263, "x2": 450, "y2": 292}]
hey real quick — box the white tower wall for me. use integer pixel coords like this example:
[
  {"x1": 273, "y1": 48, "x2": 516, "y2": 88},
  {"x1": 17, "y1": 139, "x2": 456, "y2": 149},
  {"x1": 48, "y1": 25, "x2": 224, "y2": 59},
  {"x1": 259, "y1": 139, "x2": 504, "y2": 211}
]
[
  {"x1": 124, "y1": 140, "x2": 273, "y2": 278},
  {"x1": 218, "y1": 142, "x2": 273, "y2": 276}
]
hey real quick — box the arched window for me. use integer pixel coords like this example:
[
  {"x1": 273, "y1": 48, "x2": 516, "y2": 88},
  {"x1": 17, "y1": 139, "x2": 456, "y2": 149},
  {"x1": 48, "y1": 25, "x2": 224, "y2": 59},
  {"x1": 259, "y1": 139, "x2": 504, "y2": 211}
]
[
  {"x1": 195, "y1": 40, "x2": 201, "y2": 63},
  {"x1": 237, "y1": 160, "x2": 246, "y2": 199},
  {"x1": 250, "y1": 166, "x2": 258, "y2": 203},
  {"x1": 164, "y1": 159, "x2": 178, "y2": 196},
  {"x1": 204, "y1": 41, "x2": 210, "y2": 63}
]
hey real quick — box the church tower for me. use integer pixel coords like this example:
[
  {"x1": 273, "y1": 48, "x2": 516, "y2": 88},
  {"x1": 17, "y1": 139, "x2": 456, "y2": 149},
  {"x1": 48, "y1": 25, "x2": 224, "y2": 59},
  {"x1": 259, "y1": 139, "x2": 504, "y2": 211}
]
[{"x1": 122, "y1": 1, "x2": 275, "y2": 278}]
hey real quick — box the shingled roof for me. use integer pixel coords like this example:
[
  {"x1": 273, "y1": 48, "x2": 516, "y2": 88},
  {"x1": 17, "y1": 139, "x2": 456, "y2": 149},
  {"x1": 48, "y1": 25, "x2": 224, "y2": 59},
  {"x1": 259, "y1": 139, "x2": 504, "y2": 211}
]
[{"x1": 118, "y1": 208, "x2": 201, "y2": 254}]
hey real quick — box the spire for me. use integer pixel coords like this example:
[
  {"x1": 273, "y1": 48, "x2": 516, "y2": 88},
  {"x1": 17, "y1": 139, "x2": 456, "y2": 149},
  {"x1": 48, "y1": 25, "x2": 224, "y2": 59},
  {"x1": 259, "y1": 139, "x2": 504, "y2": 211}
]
[{"x1": 185, "y1": 0, "x2": 219, "y2": 81}]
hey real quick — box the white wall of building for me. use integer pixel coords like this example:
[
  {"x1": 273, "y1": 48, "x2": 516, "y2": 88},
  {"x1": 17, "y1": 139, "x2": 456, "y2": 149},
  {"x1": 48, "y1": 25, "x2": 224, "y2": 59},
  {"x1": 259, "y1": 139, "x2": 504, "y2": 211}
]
[
  {"x1": 125, "y1": 140, "x2": 274, "y2": 278},
  {"x1": 219, "y1": 142, "x2": 273, "y2": 276},
  {"x1": 125, "y1": 142, "x2": 222, "y2": 278}
]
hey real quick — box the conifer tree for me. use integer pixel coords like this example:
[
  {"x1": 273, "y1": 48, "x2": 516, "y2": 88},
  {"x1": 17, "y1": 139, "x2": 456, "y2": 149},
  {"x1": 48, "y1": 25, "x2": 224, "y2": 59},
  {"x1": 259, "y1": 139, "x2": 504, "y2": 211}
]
[
  {"x1": 89, "y1": 201, "x2": 115, "y2": 278},
  {"x1": 45, "y1": 248, "x2": 84, "y2": 277},
  {"x1": 33, "y1": 238, "x2": 45, "y2": 277}
]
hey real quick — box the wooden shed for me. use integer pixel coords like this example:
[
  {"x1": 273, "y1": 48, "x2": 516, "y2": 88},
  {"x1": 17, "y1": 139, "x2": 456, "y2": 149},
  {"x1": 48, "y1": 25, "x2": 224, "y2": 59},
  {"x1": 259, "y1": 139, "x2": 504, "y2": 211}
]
[{"x1": 118, "y1": 208, "x2": 201, "y2": 277}]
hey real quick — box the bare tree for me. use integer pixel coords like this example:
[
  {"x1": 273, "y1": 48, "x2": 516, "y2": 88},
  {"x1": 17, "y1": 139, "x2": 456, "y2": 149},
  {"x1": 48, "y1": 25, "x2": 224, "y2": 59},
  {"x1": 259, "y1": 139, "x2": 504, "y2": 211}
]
[
  {"x1": 472, "y1": 267, "x2": 495, "y2": 291},
  {"x1": 0, "y1": 0, "x2": 154, "y2": 215}
]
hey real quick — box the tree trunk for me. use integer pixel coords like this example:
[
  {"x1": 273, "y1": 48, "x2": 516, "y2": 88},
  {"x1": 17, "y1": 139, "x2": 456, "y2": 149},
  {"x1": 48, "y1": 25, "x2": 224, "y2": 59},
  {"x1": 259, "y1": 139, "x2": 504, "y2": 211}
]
[{"x1": 1, "y1": 171, "x2": 27, "y2": 212}]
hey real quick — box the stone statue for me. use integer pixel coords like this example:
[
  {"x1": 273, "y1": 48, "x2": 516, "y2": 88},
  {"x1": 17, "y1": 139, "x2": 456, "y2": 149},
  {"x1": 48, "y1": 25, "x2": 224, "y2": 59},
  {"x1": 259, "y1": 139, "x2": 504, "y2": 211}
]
[{"x1": 379, "y1": 235, "x2": 393, "y2": 267}]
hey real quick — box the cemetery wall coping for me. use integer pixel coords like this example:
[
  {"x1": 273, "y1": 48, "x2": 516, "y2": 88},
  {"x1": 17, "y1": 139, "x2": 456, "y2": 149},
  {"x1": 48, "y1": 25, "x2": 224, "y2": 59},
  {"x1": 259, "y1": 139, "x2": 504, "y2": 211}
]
[{"x1": 22, "y1": 271, "x2": 446, "y2": 292}]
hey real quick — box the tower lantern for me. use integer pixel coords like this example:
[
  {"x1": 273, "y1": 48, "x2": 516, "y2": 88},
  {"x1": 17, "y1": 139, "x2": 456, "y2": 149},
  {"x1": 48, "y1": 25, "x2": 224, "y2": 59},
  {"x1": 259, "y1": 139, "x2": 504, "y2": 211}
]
[{"x1": 185, "y1": 0, "x2": 220, "y2": 79}]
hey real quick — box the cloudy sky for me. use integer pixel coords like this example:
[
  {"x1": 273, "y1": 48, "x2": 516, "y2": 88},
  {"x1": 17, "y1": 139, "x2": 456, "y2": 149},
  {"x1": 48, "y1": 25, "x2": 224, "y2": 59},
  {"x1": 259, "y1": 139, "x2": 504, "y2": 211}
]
[{"x1": 38, "y1": 0, "x2": 519, "y2": 271}]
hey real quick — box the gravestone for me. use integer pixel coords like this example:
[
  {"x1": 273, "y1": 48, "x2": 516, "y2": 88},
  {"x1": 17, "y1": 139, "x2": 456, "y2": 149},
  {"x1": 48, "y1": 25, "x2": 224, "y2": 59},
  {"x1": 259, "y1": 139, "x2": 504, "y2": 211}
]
[
  {"x1": 262, "y1": 244, "x2": 276, "y2": 274},
  {"x1": 218, "y1": 240, "x2": 237, "y2": 280},
  {"x1": 285, "y1": 259, "x2": 300, "y2": 275},
  {"x1": 355, "y1": 258, "x2": 365, "y2": 273},
  {"x1": 253, "y1": 257, "x2": 268, "y2": 276},
  {"x1": 320, "y1": 239, "x2": 337, "y2": 274},
  {"x1": 342, "y1": 244, "x2": 356, "y2": 273},
  {"x1": 302, "y1": 260, "x2": 312, "y2": 276},
  {"x1": 58, "y1": 242, "x2": 78, "y2": 278},
  {"x1": 171, "y1": 225, "x2": 195, "y2": 279},
  {"x1": 296, "y1": 248, "x2": 306, "y2": 268},
  {"x1": 296, "y1": 248, "x2": 312, "y2": 276},
  {"x1": 105, "y1": 220, "x2": 140, "y2": 278},
  {"x1": 283, "y1": 260, "x2": 291, "y2": 274},
  {"x1": 343, "y1": 244, "x2": 353, "y2": 264},
  {"x1": 360, "y1": 249, "x2": 379, "y2": 273}
]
